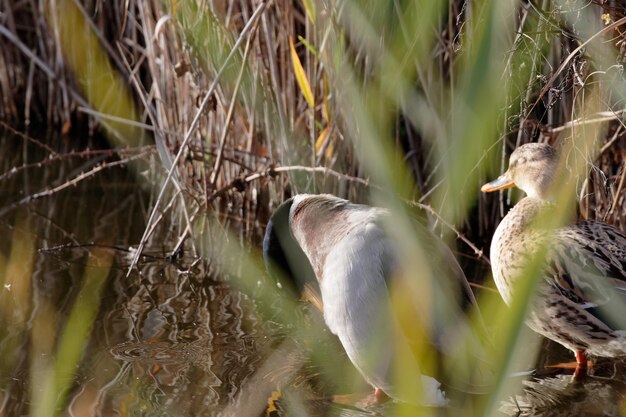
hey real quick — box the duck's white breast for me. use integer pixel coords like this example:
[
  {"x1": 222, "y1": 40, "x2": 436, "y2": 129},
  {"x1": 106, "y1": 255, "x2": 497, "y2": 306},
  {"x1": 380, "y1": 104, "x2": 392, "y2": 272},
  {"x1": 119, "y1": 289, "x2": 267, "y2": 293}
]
[
  {"x1": 490, "y1": 216, "x2": 514, "y2": 305},
  {"x1": 320, "y1": 217, "x2": 396, "y2": 389},
  {"x1": 490, "y1": 199, "x2": 544, "y2": 305}
]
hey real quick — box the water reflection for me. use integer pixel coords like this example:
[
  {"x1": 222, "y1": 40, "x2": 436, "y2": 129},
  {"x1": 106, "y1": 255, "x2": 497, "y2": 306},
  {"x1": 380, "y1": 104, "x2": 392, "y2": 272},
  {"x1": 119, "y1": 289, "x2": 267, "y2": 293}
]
[
  {"x1": 99, "y1": 261, "x2": 271, "y2": 415},
  {"x1": 98, "y1": 259, "x2": 372, "y2": 417},
  {"x1": 500, "y1": 375, "x2": 626, "y2": 417}
]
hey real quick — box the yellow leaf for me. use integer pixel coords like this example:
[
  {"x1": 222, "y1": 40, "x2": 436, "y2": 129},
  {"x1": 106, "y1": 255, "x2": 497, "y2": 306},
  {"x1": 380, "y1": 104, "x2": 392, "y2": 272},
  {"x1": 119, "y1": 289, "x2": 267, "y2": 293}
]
[
  {"x1": 315, "y1": 126, "x2": 335, "y2": 160},
  {"x1": 289, "y1": 37, "x2": 314, "y2": 109},
  {"x1": 300, "y1": 0, "x2": 316, "y2": 25},
  {"x1": 315, "y1": 126, "x2": 330, "y2": 154}
]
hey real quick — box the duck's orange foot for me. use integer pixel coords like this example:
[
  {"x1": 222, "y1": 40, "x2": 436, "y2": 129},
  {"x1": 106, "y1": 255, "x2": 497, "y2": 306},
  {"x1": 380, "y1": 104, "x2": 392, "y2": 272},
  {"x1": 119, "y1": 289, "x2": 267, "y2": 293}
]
[
  {"x1": 374, "y1": 387, "x2": 390, "y2": 403},
  {"x1": 544, "y1": 350, "x2": 592, "y2": 379},
  {"x1": 573, "y1": 350, "x2": 589, "y2": 380},
  {"x1": 332, "y1": 389, "x2": 391, "y2": 409}
]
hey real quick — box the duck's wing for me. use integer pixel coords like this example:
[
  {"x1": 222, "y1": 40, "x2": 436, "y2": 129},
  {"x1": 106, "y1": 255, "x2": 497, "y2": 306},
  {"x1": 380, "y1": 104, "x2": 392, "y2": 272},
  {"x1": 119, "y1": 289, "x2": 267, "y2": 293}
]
[
  {"x1": 362, "y1": 214, "x2": 474, "y2": 322},
  {"x1": 547, "y1": 220, "x2": 626, "y2": 329},
  {"x1": 376, "y1": 215, "x2": 491, "y2": 393},
  {"x1": 421, "y1": 224, "x2": 481, "y2": 313}
]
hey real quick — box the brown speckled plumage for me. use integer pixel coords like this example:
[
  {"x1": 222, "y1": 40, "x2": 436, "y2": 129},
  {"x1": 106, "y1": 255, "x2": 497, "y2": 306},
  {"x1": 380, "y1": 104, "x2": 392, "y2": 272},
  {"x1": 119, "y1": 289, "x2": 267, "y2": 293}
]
[{"x1": 483, "y1": 143, "x2": 626, "y2": 366}]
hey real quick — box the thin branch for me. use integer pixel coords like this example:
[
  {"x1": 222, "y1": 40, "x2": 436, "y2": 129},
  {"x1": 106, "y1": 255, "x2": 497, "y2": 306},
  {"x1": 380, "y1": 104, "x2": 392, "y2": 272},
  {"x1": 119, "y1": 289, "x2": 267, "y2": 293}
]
[
  {"x1": 408, "y1": 201, "x2": 491, "y2": 265},
  {"x1": 244, "y1": 165, "x2": 371, "y2": 187},
  {"x1": 548, "y1": 109, "x2": 626, "y2": 134},
  {"x1": 0, "y1": 151, "x2": 151, "y2": 217},
  {"x1": 0, "y1": 146, "x2": 155, "y2": 182}
]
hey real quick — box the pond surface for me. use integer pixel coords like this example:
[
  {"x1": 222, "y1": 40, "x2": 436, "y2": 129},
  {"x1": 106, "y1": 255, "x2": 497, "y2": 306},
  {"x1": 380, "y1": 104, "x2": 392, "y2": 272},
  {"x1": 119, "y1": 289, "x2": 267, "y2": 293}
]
[{"x1": 1, "y1": 135, "x2": 626, "y2": 417}]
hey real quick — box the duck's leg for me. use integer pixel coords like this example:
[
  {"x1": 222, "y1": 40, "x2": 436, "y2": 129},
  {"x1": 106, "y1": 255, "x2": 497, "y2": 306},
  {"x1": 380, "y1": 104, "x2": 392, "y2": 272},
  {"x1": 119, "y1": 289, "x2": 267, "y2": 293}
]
[{"x1": 573, "y1": 350, "x2": 588, "y2": 380}]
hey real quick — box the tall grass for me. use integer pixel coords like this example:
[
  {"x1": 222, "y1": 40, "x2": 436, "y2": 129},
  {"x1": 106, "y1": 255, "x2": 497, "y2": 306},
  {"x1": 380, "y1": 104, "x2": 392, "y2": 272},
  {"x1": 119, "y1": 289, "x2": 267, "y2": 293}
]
[{"x1": 2, "y1": 0, "x2": 626, "y2": 416}]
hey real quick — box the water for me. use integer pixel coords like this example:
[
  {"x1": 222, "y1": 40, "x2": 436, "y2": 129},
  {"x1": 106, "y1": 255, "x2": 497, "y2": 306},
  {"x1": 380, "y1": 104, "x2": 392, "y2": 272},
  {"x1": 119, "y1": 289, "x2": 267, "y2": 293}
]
[
  {"x1": 1, "y1": 135, "x2": 626, "y2": 417},
  {"x1": 0, "y1": 136, "x2": 359, "y2": 417}
]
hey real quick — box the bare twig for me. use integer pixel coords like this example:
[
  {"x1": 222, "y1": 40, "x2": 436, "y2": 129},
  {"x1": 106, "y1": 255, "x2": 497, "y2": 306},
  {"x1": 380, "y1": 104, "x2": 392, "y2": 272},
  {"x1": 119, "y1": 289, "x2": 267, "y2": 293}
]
[
  {"x1": 0, "y1": 121, "x2": 58, "y2": 155},
  {"x1": 205, "y1": 164, "x2": 370, "y2": 203},
  {"x1": 246, "y1": 165, "x2": 371, "y2": 186},
  {"x1": 0, "y1": 151, "x2": 151, "y2": 217},
  {"x1": 0, "y1": 146, "x2": 155, "y2": 182},
  {"x1": 548, "y1": 109, "x2": 626, "y2": 134},
  {"x1": 408, "y1": 201, "x2": 491, "y2": 265}
]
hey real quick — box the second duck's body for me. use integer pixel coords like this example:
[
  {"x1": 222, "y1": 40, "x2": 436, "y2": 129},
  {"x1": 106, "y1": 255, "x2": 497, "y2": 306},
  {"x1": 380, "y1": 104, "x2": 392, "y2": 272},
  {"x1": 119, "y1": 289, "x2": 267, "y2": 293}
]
[{"x1": 483, "y1": 143, "x2": 626, "y2": 373}]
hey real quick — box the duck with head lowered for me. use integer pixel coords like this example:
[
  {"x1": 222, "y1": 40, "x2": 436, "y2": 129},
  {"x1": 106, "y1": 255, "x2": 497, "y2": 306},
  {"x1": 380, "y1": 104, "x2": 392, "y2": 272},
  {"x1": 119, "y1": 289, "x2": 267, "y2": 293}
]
[
  {"x1": 263, "y1": 193, "x2": 480, "y2": 406},
  {"x1": 482, "y1": 142, "x2": 626, "y2": 378}
]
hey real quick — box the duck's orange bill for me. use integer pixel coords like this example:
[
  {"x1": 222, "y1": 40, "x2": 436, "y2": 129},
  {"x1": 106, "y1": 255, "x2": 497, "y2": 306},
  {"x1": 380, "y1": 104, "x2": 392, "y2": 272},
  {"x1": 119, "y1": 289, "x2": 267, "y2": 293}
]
[{"x1": 481, "y1": 174, "x2": 515, "y2": 193}]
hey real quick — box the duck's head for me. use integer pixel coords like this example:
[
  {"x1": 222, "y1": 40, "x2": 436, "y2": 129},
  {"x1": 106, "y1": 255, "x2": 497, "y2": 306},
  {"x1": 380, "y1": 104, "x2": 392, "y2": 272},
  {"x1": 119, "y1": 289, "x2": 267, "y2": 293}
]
[
  {"x1": 263, "y1": 197, "x2": 317, "y2": 296},
  {"x1": 481, "y1": 143, "x2": 558, "y2": 200}
]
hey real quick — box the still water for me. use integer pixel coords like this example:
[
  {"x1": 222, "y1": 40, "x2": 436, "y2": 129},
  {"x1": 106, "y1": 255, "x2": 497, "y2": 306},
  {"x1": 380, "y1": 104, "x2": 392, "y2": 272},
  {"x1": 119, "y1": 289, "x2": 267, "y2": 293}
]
[{"x1": 1, "y1": 136, "x2": 625, "y2": 416}]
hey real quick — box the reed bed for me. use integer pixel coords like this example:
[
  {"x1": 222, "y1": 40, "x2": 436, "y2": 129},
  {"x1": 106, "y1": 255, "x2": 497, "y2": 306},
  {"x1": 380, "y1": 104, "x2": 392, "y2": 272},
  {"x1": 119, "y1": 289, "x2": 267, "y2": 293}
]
[
  {"x1": 2, "y1": 0, "x2": 626, "y2": 416},
  {"x1": 1, "y1": 1, "x2": 624, "y2": 246}
]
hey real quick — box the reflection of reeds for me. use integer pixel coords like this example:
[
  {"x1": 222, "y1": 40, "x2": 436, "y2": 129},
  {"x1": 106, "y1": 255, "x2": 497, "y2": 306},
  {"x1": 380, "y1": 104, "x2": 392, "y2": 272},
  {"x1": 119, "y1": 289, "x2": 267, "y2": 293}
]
[
  {"x1": 0, "y1": 214, "x2": 35, "y2": 325},
  {"x1": 2, "y1": 0, "x2": 626, "y2": 416},
  {"x1": 500, "y1": 374, "x2": 624, "y2": 417},
  {"x1": 30, "y1": 247, "x2": 113, "y2": 417}
]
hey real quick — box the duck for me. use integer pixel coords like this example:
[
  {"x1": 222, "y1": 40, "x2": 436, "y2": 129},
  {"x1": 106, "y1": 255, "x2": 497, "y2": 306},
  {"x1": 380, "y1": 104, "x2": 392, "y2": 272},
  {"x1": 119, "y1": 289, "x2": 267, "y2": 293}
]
[
  {"x1": 481, "y1": 142, "x2": 626, "y2": 377},
  {"x1": 262, "y1": 193, "x2": 479, "y2": 406}
]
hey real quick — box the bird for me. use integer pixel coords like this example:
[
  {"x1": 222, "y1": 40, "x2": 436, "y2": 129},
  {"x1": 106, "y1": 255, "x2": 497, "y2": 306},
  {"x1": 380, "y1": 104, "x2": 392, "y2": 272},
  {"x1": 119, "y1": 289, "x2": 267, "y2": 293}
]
[
  {"x1": 262, "y1": 193, "x2": 479, "y2": 406},
  {"x1": 481, "y1": 142, "x2": 626, "y2": 378}
]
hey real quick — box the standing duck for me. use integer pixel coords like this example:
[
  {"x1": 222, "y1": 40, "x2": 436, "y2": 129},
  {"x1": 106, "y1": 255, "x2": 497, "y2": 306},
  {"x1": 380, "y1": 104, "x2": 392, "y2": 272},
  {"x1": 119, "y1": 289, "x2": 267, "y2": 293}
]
[
  {"x1": 481, "y1": 143, "x2": 626, "y2": 377},
  {"x1": 263, "y1": 193, "x2": 478, "y2": 406}
]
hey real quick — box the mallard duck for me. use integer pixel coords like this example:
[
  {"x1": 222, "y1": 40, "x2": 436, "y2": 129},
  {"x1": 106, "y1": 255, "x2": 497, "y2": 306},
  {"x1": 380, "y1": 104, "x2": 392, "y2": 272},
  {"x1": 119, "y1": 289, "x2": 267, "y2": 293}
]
[
  {"x1": 482, "y1": 143, "x2": 626, "y2": 377},
  {"x1": 263, "y1": 193, "x2": 478, "y2": 405}
]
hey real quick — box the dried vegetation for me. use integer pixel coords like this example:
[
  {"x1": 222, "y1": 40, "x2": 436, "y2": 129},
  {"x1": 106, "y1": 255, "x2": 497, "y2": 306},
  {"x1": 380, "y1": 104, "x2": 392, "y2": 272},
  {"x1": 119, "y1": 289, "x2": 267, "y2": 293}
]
[{"x1": 2, "y1": 1, "x2": 626, "y2": 260}]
